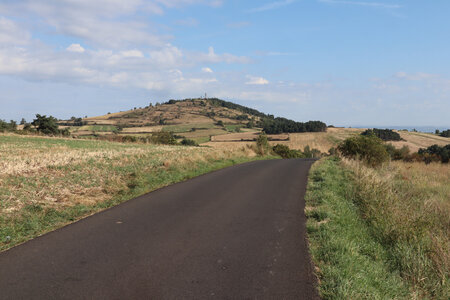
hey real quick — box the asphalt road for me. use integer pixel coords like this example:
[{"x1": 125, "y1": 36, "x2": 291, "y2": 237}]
[{"x1": 0, "y1": 159, "x2": 319, "y2": 299}]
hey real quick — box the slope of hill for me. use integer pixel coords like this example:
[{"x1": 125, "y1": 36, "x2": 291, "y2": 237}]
[{"x1": 60, "y1": 98, "x2": 266, "y2": 143}]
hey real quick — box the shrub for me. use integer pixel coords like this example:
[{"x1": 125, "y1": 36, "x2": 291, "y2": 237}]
[
  {"x1": 255, "y1": 133, "x2": 270, "y2": 156},
  {"x1": 338, "y1": 135, "x2": 389, "y2": 167},
  {"x1": 418, "y1": 144, "x2": 450, "y2": 163},
  {"x1": 385, "y1": 144, "x2": 410, "y2": 161},
  {"x1": 439, "y1": 129, "x2": 450, "y2": 138},
  {"x1": 151, "y1": 131, "x2": 177, "y2": 145},
  {"x1": 181, "y1": 138, "x2": 198, "y2": 146},
  {"x1": 272, "y1": 144, "x2": 304, "y2": 159},
  {"x1": 361, "y1": 128, "x2": 402, "y2": 141},
  {"x1": 216, "y1": 120, "x2": 224, "y2": 127},
  {"x1": 0, "y1": 120, "x2": 17, "y2": 132}
]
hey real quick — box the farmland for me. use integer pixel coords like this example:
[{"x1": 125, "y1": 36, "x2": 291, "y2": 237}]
[{"x1": 0, "y1": 134, "x2": 266, "y2": 251}]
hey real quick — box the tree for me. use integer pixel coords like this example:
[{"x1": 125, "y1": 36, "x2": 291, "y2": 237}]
[
  {"x1": 32, "y1": 114, "x2": 60, "y2": 135},
  {"x1": 361, "y1": 128, "x2": 402, "y2": 141},
  {"x1": 440, "y1": 130, "x2": 450, "y2": 138},
  {"x1": 20, "y1": 118, "x2": 26, "y2": 125},
  {"x1": 150, "y1": 131, "x2": 177, "y2": 145}
]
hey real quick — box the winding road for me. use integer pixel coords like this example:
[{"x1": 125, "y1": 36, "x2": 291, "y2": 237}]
[{"x1": 0, "y1": 159, "x2": 319, "y2": 299}]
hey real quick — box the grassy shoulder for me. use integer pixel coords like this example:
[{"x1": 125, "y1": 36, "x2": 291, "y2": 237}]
[
  {"x1": 0, "y1": 134, "x2": 276, "y2": 251},
  {"x1": 306, "y1": 157, "x2": 449, "y2": 299}
]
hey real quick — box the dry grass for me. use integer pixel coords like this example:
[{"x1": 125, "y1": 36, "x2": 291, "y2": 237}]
[
  {"x1": 0, "y1": 134, "x2": 257, "y2": 216},
  {"x1": 121, "y1": 126, "x2": 163, "y2": 133},
  {"x1": 391, "y1": 131, "x2": 449, "y2": 152},
  {"x1": 342, "y1": 158, "x2": 449, "y2": 298},
  {"x1": 206, "y1": 127, "x2": 363, "y2": 152}
]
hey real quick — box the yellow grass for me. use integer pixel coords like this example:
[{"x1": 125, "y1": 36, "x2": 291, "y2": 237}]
[
  {"x1": 391, "y1": 131, "x2": 449, "y2": 152},
  {"x1": 121, "y1": 126, "x2": 163, "y2": 133},
  {"x1": 0, "y1": 134, "x2": 257, "y2": 215},
  {"x1": 342, "y1": 158, "x2": 449, "y2": 297}
]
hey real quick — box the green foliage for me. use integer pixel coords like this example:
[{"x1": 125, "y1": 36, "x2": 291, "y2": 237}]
[
  {"x1": 262, "y1": 118, "x2": 327, "y2": 134},
  {"x1": 181, "y1": 138, "x2": 198, "y2": 146},
  {"x1": 305, "y1": 159, "x2": 410, "y2": 299},
  {"x1": 255, "y1": 133, "x2": 270, "y2": 156},
  {"x1": 0, "y1": 120, "x2": 17, "y2": 132},
  {"x1": 338, "y1": 134, "x2": 389, "y2": 167},
  {"x1": 385, "y1": 144, "x2": 411, "y2": 161},
  {"x1": 439, "y1": 129, "x2": 450, "y2": 137},
  {"x1": 31, "y1": 114, "x2": 63, "y2": 135},
  {"x1": 216, "y1": 120, "x2": 224, "y2": 127},
  {"x1": 361, "y1": 128, "x2": 402, "y2": 141},
  {"x1": 272, "y1": 144, "x2": 304, "y2": 158},
  {"x1": 418, "y1": 144, "x2": 450, "y2": 163},
  {"x1": 151, "y1": 131, "x2": 178, "y2": 145},
  {"x1": 246, "y1": 120, "x2": 254, "y2": 128}
]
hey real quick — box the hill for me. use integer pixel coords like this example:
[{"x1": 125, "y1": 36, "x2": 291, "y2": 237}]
[{"x1": 58, "y1": 98, "x2": 326, "y2": 144}]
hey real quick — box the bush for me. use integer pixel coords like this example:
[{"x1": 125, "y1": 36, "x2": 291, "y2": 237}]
[
  {"x1": 361, "y1": 128, "x2": 402, "y2": 141},
  {"x1": 255, "y1": 133, "x2": 270, "y2": 156},
  {"x1": 418, "y1": 144, "x2": 450, "y2": 163},
  {"x1": 151, "y1": 131, "x2": 177, "y2": 145},
  {"x1": 181, "y1": 138, "x2": 198, "y2": 146},
  {"x1": 385, "y1": 144, "x2": 410, "y2": 161},
  {"x1": 0, "y1": 120, "x2": 17, "y2": 132},
  {"x1": 338, "y1": 135, "x2": 390, "y2": 167},
  {"x1": 440, "y1": 129, "x2": 450, "y2": 138},
  {"x1": 272, "y1": 144, "x2": 304, "y2": 159}
]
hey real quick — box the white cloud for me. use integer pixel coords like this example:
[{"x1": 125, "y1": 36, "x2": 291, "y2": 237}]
[
  {"x1": 245, "y1": 75, "x2": 269, "y2": 85},
  {"x1": 202, "y1": 67, "x2": 213, "y2": 73},
  {"x1": 0, "y1": 17, "x2": 31, "y2": 45},
  {"x1": 66, "y1": 44, "x2": 85, "y2": 53},
  {"x1": 120, "y1": 50, "x2": 144, "y2": 58},
  {"x1": 249, "y1": 0, "x2": 296, "y2": 13},
  {"x1": 195, "y1": 47, "x2": 251, "y2": 64},
  {"x1": 318, "y1": 0, "x2": 401, "y2": 9}
]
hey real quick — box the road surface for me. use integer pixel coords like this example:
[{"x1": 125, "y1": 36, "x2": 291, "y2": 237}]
[{"x1": 0, "y1": 159, "x2": 319, "y2": 299}]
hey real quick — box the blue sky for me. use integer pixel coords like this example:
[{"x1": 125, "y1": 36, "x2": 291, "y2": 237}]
[{"x1": 0, "y1": 0, "x2": 449, "y2": 127}]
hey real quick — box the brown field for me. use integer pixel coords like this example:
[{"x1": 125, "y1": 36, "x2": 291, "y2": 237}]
[
  {"x1": 121, "y1": 126, "x2": 163, "y2": 133},
  {"x1": 391, "y1": 131, "x2": 449, "y2": 152},
  {"x1": 205, "y1": 127, "x2": 363, "y2": 152}
]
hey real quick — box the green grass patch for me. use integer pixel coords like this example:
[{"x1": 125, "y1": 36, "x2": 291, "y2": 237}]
[
  {"x1": 162, "y1": 123, "x2": 216, "y2": 133},
  {"x1": 305, "y1": 157, "x2": 411, "y2": 299}
]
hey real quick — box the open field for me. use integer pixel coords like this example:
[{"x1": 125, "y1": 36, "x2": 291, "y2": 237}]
[
  {"x1": 306, "y1": 158, "x2": 449, "y2": 299},
  {"x1": 392, "y1": 131, "x2": 449, "y2": 152},
  {"x1": 205, "y1": 128, "x2": 363, "y2": 152},
  {"x1": 0, "y1": 134, "x2": 269, "y2": 251}
]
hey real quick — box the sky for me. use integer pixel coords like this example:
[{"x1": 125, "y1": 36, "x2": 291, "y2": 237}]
[{"x1": 0, "y1": 0, "x2": 449, "y2": 127}]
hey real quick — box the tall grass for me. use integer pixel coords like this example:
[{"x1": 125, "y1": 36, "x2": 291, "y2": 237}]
[
  {"x1": 306, "y1": 157, "x2": 449, "y2": 298},
  {"x1": 343, "y1": 159, "x2": 449, "y2": 298},
  {"x1": 305, "y1": 158, "x2": 410, "y2": 299}
]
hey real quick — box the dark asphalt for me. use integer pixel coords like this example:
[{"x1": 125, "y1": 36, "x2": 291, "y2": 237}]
[{"x1": 0, "y1": 159, "x2": 319, "y2": 299}]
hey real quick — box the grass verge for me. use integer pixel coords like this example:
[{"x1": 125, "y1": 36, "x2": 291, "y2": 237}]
[
  {"x1": 305, "y1": 157, "x2": 410, "y2": 299},
  {"x1": 306, "y1": 157, "x2": 449, "y2": 299}
]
